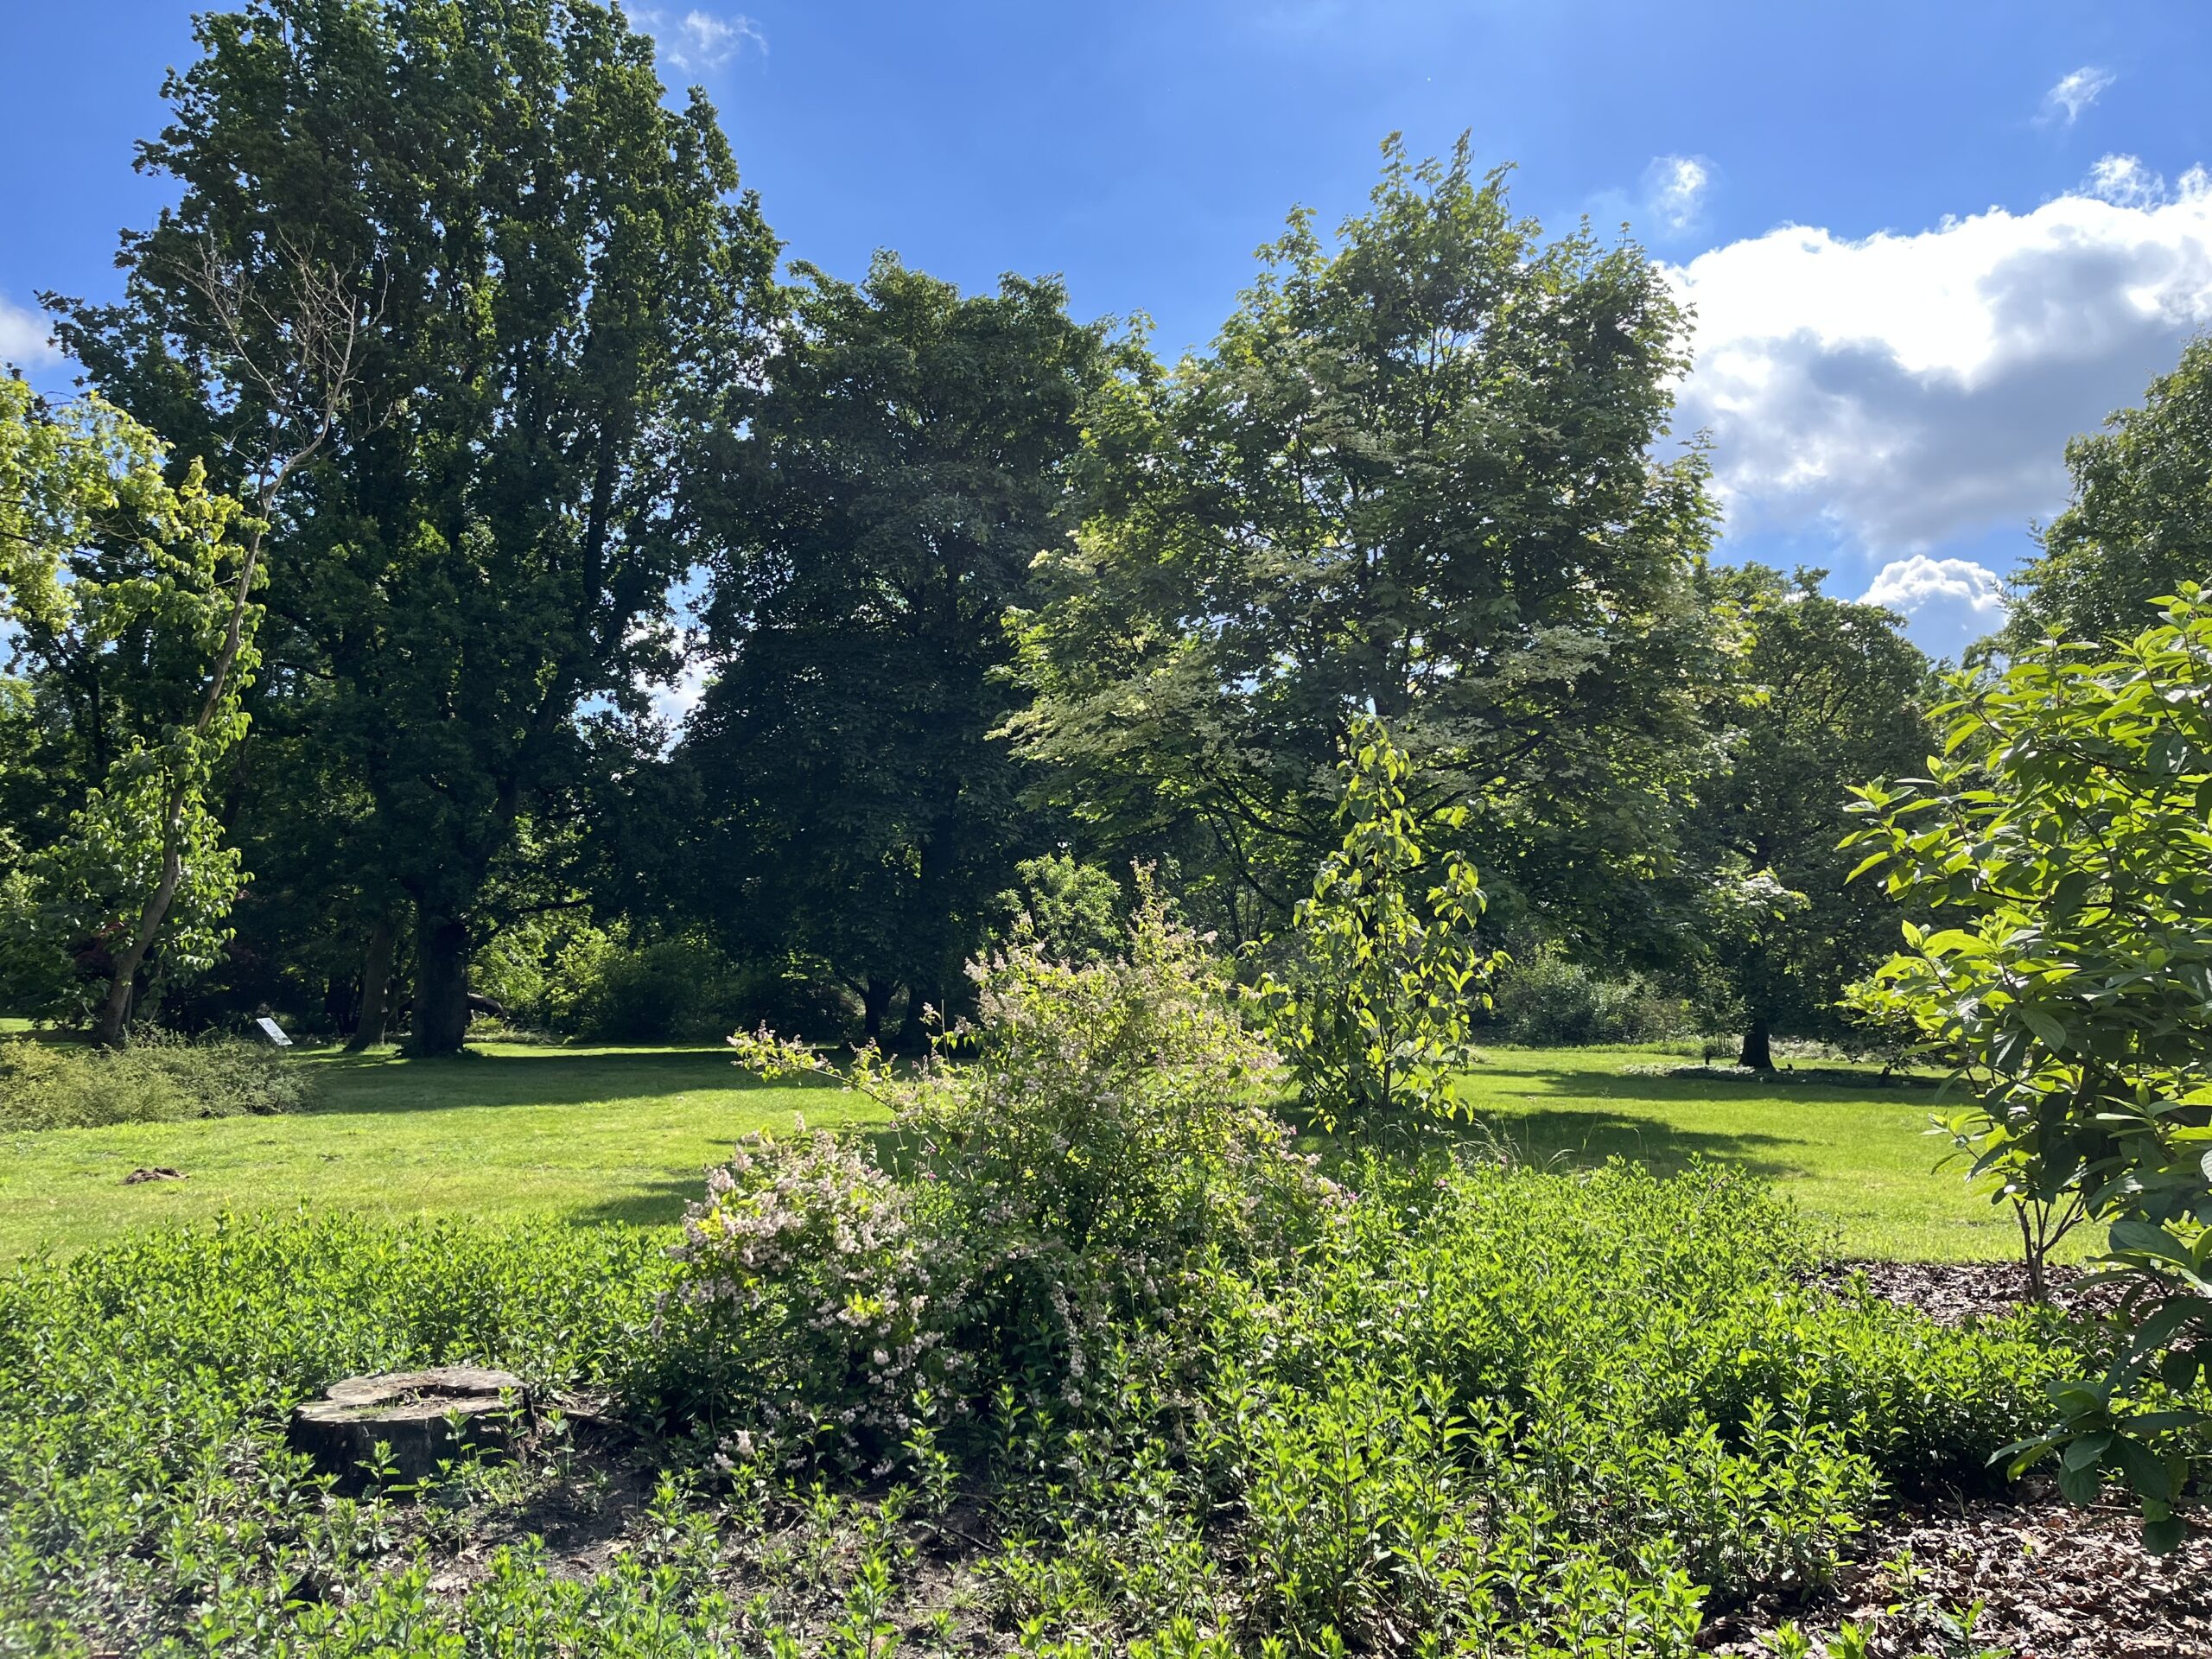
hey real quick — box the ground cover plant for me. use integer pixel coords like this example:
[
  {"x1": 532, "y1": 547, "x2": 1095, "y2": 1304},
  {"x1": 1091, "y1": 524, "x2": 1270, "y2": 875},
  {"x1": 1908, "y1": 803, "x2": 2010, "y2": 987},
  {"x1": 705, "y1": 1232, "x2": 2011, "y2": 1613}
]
[{"x1": 0, "y1": 893, "x2": 2115, "y2": 1658}]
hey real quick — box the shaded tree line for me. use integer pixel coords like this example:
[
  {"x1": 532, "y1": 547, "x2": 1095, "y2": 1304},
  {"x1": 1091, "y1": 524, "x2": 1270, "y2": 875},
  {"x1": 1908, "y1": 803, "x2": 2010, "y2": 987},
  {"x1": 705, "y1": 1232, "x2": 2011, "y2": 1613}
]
[{"x1": 5, "y1": 0, "x2": 2195, "y2": 1058}]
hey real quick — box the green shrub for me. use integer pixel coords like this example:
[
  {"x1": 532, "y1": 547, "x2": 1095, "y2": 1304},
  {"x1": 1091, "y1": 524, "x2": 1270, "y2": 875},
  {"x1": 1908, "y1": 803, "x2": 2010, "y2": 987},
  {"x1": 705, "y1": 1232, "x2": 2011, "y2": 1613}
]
[
  {"x1": 1486, "y1": 944, "x2": 1688, "y2": 1046},
  {"x1": 0, "y1": 1029, "x2": 311, "y2": 1130},
  {"x1": 694, "y1": 874, "x2": 1332, "y2": 1465},
  {"x1": 524, "y1": 925, "x2": 855, "y2": 1044}
]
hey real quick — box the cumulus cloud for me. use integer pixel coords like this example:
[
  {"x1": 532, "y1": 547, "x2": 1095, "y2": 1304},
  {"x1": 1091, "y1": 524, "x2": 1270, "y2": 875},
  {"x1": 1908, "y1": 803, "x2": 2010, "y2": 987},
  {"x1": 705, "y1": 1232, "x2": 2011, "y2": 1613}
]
[
  {"x1": 0, "y1": 293, "x2": 56, "y2": 366},
  {"x1": 1666, "y1": 166, "x2": 2212, "y2": 556},
  {"x1": 1643, "y1": 155, "x2": 1712, "y2": 236},
  {"x1": 1861, "y1": 555, "x2": 2007, "y2": 651},
  {"x1": 640, "y1": 8, "x2": 765, "y2": 73},
  {"x1": 2043, "y1": 66, "x2": 2114, "y2": 126}
]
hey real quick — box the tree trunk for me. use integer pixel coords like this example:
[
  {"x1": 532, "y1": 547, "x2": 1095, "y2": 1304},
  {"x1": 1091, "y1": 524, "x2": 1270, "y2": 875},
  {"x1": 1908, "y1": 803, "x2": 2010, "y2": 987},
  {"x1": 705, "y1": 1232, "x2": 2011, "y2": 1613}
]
[
  {"x1": 861, "y1": 976, "x2": 894, "y2": 1041},
  {"x1": 410, "y1": 917, "x2": 470, "y2": 1056},
  {"x1": 91, "y1": 952, "x2": 137, "y2": 1049},
  {"x1": 346, "y1": 917, "x2": 397, "y2": 1052},
  {"x1": 1738, "y1": 1016, "x2": 1774, "y2": 1071},
  {"x1": 898, "y1": 978, "x2": 937, "y2": 1054}
]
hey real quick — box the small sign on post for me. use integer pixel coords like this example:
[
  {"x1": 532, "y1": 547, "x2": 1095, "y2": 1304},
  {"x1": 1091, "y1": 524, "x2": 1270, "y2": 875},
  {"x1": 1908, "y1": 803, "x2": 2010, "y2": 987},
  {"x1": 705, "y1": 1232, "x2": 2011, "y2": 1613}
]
[{"x1": 255, "y1": 1015, "x2": 293, "y2": 1048}]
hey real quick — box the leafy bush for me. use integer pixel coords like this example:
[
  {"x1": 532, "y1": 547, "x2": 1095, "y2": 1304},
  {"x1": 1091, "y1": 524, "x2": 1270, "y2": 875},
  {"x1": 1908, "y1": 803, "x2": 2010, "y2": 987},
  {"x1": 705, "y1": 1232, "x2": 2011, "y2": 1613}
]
[
  {"x1": 988, "y1": 852, "x2": 1127, "y2": 964},
  {"x1": 690, "y1": 873, "x2": 1332, "y2": 1465},
  {"x1": 1254, "y1": 718, "x2": 1503, "y2": 1124},
  {"x1": 0, "y1": 1028, "x2": 311, "y2": 1130},
  {"x1": 1485, "y1": 944, "x2": 1688, "y2": 1046},
  {"x1": 522, "y1": 925, "x2": 855, "y2": 1044},
  {"x1": 1847, "y1": 591, "x2": 2212, "y2": 1546}
]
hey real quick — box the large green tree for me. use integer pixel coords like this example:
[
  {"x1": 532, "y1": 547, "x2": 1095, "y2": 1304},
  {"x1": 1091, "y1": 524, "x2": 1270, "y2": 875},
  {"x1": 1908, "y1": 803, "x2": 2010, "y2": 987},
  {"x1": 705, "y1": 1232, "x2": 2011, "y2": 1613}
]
[
  {"x1": 1006, "y1": 139, "x2": 1725, "y2": 939},
  {"x1": 1681, "y1": 567, "x2": 1935, "y2": 1069},
  {"x1": 54, "y1": 0, "x2": 779, "y2": 1051},
  {"x1": 0, "y1": 378, "x2": 259, "y2": 1040},
  {"x1": 2005, "y1": 337, "x2": 2212, "y2": 650},
  {"x1": 681, "y1": 257, "x2": 1118, "y2": 1041}
]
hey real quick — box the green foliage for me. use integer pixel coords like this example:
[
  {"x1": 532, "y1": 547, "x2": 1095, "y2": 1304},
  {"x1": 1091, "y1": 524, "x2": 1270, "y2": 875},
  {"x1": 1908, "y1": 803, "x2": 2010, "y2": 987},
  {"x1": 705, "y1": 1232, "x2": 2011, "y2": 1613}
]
[
  {"x1": 706, "y1": 874, "x2": 1325, "y2": 1463},
  {"x1": 0, "y1": 377, "x2": 255, "y2": 1031},
  {"x1": 1681, "y1": 568, "x2": 1936, "y2": 1065},
  {"x1": 0, "y1": 1212, "x2": 671, "y2": 1651},
  {"x1": 1255, "y1": 720, "x2": 1503, "y2": 1123},
  {"x1": 988, "y1": 853, "x2": 1128, "y2": 966},
  {"x1": 685, "y1": 254, "x2": 1122, "y2": 1041},
  {"x1": 2005, "y1": 336, "x2": 2212, "y2": 650},
  {"x1": 1484, "y1": 944, "x2": 1687, "y2": 1046},
  {"x1": 56, "y1": 0, "x2": 780, "y2": 1052},
  {"x1": 0, "y1": 1030, "x2": 311, "y2": 1131},
  {"x1": 0, "y1": 1160, "x2": 2069, "y2": 1654},
  {"x1": 1009, "y1": 137, "x2": 1726, "y2": 942},
  {"x1": 1847, "y1": 592, "x2": 2212, "y2": 1545}
]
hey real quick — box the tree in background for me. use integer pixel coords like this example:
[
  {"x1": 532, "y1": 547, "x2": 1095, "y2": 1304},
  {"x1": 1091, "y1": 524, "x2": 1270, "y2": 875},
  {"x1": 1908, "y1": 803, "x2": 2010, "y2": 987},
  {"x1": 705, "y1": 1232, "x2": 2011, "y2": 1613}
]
[
  {"x1": 1682, "y1": 568, "x2": 1936, "y2": 1069},
  {"x1": 0, "y1": 379, "x2": 251, "y2": 1040},
  {"x1": 2005, "y1": 337, "x2": 2212, "y2": 651},
  {"x1": 683, "y1": 257, "x2": 1120, "y2": 1043},
  {"x1": 53, "y1": 0, "x2": 778, "y2": 1052},
  {"x1": 1007, "y1": 138, "x2": 1726, "y2": 945}
]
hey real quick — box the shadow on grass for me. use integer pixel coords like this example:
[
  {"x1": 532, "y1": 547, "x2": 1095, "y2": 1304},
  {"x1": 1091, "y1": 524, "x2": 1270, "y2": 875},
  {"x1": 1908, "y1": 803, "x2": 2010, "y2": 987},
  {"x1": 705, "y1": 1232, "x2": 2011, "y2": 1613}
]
[
  {"x1": 1292, "y1": 1098, "x2": 1813, "y2": 1185},
  {"x1": 1488, "y1": 1063, "x2": 1929, "y2": 1111},
  {"x1": 297, "y1": 1046, "x2": 851, "y2": 1118}
]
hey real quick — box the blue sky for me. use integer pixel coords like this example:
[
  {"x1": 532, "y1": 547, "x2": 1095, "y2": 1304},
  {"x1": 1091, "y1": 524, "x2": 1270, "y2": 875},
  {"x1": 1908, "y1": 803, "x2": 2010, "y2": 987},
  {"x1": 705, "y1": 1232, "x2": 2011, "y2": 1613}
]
[{"x1": 8, "y1": 2, "x2": 2212, "y2": 661}]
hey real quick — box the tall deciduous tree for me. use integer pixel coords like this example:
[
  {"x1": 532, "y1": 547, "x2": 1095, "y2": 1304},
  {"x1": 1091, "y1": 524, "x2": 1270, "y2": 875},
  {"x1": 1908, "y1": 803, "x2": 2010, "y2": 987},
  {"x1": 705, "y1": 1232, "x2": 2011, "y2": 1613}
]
[
  {"x1": 1684, "y1": 567, "x2": 1935, "y2": 1069},
  {"x1": 1007, "y1": 138, "x2": 1725, "y2": 937},
  {"x1": 2005, "y1": 337, "x2": 2212, "y2": 650},
  {"x1": 54, "y1": 0, "x2": 779, "y2": 1051},
  {"x1": 0, "y1": 378, "x2": 255, "y2": 1039},
  {"x1": 683, "y1": 257, "x2": 1119, "y2": 1041}
]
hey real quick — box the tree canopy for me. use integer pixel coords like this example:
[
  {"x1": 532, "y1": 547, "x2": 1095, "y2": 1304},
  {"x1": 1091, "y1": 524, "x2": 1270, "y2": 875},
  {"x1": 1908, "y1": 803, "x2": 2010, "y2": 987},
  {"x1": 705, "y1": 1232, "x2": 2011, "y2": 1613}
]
[
  {"x1": 1007, "y1": 139, "x2": 1725, "y2": 941},
  {"x1": 50, "y1": 0, "x2": 779, "y2": 1050}
]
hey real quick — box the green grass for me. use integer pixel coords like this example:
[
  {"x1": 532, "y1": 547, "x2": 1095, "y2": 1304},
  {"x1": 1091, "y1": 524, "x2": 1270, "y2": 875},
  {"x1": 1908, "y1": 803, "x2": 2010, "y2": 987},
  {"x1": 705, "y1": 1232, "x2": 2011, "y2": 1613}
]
[
  {"x1": 1449, "y1": 1046, "x2": 2052, "y2": 1263},
  {"x1": 0, "y1": 1040, "x2": 877, "y2": 1260},
  {"x1": 0, "y1": 1039, "x2": 2044, "y2": 1263}
]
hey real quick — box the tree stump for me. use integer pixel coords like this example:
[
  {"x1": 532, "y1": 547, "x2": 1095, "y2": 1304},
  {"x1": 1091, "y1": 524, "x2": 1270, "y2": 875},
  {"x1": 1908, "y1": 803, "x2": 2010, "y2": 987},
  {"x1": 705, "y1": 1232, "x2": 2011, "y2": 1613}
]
[{"x1": 288, "y1": 1366, "x2": 529, "y2": 1491}]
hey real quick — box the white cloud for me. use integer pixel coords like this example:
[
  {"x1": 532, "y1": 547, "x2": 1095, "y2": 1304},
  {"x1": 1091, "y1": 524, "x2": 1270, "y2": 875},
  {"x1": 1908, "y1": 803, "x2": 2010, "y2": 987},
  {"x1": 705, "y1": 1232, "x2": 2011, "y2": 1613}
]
[
  {"x1": 1862, "y1": 554, "x2": 2006, "y2": 618},
  {"x1": 1861, "y1": 556, "x2": 2007, "y2": 658},
  {"x1": 2084, "y1": 151, "x2": 2171, "y2": 208},
  {"x1": 647, "y1": 656, "x2": 711, "y2": 728},
  {"x1": 1643, "y1": 155, "x2": 1712, "y2": 236},
  {"x1": 2043, "y1": 66, "x2": 2114, "y2": 126},
  {"x1": 0, "y1": 293, "x2": 56, "y2": 367},
  {"x1": 640, "y1": 8, "x2": 766, "y2": 73},
  {"x1": 1666, "y1": 167, "x2": 2212, "y2": 556}
]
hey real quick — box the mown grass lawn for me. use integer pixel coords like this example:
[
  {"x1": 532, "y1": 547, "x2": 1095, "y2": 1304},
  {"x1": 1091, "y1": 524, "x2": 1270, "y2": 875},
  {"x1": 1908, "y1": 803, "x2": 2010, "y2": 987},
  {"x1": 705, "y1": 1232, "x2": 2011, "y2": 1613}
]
[{"x1": 0, "y1": 1039, "x2": 2040, "y2": 1263}]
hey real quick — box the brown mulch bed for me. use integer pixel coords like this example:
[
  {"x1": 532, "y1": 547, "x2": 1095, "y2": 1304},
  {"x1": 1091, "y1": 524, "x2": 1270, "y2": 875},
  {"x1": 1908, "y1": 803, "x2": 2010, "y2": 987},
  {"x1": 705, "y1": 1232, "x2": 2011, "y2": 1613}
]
[
  {"x1": 1704, "y1": 1495, "x2": 2212, "y2": 1657},
  {"x1": 1815, "y1": 1258, "x2": 2125, "y2": 1325}
]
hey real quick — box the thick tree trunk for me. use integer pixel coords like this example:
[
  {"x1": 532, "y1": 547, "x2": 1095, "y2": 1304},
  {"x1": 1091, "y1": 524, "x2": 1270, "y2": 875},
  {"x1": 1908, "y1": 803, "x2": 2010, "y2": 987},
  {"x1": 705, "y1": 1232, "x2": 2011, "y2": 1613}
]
[
  {"x1": 1738, "y1": 1016, "x2": 1774, "y2": 1071},
  {"x1": 861, "y1": 976, "x2": 895, "y2": 1041},
  {"x1": 346, "y1": 917, "x2": 397, "y2": 1052},
  {"x1": 410, "y1": 917, "x2": 470, "y2": 1056}
]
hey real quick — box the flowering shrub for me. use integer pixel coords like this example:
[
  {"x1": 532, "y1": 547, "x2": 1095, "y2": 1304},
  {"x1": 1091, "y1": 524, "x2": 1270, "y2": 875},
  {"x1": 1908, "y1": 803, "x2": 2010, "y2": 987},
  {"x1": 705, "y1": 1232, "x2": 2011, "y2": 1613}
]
[
  {"x1": 645, "y1": 1126, "x2": 963, "y2": 1471},
  {"x1": 690, "y1": 871, "x2": 1336, "y2": 1450}
]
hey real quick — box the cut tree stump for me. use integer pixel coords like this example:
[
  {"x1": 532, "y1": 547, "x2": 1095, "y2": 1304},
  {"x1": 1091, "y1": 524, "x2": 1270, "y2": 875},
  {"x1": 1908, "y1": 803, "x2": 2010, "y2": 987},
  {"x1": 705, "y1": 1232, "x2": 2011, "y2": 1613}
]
[{"x1": 288, "y1": 1366, "x2": 529, "y2": 1491}]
